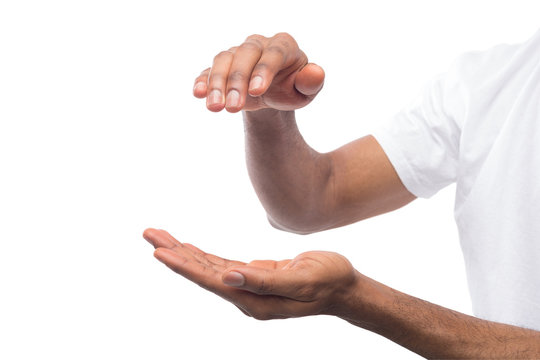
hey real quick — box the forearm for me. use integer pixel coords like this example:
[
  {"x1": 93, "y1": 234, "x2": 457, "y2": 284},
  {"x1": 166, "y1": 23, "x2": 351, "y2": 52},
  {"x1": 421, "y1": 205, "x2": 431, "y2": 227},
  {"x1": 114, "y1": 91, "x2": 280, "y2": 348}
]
[
  {"x1": 338, "y1": 273, "x2": 540, "y2": 359},
  {"x1": 243, "y1": 108, "x2": 332, "y2": 233}
]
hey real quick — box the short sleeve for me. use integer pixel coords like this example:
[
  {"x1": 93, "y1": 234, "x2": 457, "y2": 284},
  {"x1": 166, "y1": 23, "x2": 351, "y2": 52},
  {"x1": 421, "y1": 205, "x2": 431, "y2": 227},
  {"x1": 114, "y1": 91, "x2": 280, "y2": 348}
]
[{"x1": 372, "y1": 58, "x2": 467, "y2": 199}]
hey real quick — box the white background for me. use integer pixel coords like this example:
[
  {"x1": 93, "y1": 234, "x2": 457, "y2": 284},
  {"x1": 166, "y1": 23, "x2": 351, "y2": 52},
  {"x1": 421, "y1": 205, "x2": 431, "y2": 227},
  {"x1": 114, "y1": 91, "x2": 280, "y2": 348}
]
[{"x1": 1, "y1": 1, "x2": 538, "y2": 358}]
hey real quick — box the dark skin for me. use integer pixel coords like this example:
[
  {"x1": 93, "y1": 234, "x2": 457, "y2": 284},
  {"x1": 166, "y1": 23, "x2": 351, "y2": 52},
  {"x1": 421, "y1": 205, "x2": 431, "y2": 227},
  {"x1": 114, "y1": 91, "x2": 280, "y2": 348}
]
[{"x1": 145, "y1": 33, "x2": 540, "y2": 358}]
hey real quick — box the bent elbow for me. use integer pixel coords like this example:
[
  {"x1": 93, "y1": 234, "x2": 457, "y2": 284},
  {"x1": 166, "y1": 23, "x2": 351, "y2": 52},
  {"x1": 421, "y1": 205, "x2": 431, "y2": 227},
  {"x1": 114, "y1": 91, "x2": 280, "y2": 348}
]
[{"x1": 266, "y1": 214, "x2": 321, "y2": 235}]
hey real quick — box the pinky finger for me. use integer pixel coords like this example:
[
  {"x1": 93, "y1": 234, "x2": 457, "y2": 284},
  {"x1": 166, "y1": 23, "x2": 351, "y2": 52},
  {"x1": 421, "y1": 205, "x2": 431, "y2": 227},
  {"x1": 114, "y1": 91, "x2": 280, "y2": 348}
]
[{"x1": 193, "y1": 68, "x2": 210, "y2": 98}]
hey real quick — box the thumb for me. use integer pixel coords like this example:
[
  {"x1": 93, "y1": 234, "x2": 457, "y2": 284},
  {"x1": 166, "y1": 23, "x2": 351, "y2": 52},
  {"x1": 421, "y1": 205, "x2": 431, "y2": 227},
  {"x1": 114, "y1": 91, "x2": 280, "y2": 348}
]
[
  {"x1": 294, "y1": 63, "x2": 325, "y2": 96},
  {"x1": 222, "y1": 266, "x2": 300, "y2": 297}
]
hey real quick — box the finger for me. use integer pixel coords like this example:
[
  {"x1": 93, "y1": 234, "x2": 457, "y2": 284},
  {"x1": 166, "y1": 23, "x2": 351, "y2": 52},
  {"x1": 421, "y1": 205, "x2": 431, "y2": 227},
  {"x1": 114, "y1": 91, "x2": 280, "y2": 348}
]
[
  {"x1": 206, "y1": 48, "x2": 236, "y2": 112},
  {"x1": 182, "y1": 242, "x2": 206, "y2": 255},
  {"x1": 222, "y1": 265, "x2": 304, "y2": 298},
  {"x1": 173, "y1": 242, "x2": 245, "y2": 270},
  {"x1": 247, "y1": 37, "x2": 290, "y2": 97},
  {"x1": 205, "y1": 252, "x2": 245, "y2": 270},
  {"x1": 277, "y1": 259, "x2": 292, "y2": 269},
  {"x1": 143, "y1": 228, "x2": 181, "y2": 249},
  {"x1": 156, "y1": 229, "x2": 183, "y2": 246},
  {"x1": 294, "y1": 63, "x2": 325, "y2": 96},
  {"x1": 178, "y1": 243, "x2": 218, "y2": 271},
  {"x1": 248, "y1": 32, "x2": 302, "y2": 97},
  {"x1": 224, "y1": 38, "x2": 264, "y2": 112},
  {"x1": 181, "y1": 244, "x2": 225, "y2": 264},
  {"x1": 143, "y1": 229, "x2": 215, "y2": 269},
  {"x1": 154, "y1": 247, "x2": 223, "y2": 292},
  {"x1": 160, "y1": 234, "x2": 221, "y2": 269},
  {"x1": 193, "y1": 68, "x2": 210, "y2": 98}
]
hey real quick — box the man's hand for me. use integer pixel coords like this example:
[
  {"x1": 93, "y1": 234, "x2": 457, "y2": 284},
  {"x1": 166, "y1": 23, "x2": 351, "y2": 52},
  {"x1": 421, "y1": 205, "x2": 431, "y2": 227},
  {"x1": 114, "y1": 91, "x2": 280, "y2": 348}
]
[
  {"x1": 144, "y1": 228, "x2": 540, "y2": 358},
  {"x1": 143, "y1": 228, "x2": 357, "y2": 319},
  {"x1": 191, "y1": 32, "x2": 413, "y2": 234},
  {"x1": 193, "y1": 32, "x2": 325, "y2": 113}
]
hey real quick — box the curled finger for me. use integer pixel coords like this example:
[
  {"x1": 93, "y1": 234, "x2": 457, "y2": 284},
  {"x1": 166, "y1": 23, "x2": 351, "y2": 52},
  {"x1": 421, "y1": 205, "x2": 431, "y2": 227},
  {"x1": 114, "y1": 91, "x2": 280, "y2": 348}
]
[{"x1": 193, "y1": 68, "x2": 210, "y2": 98}]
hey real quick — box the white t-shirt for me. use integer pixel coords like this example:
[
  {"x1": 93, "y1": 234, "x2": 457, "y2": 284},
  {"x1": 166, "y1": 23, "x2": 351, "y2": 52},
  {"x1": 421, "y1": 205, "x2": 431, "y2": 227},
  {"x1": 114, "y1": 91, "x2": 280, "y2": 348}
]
[{"x1": 373, "y1": 29, "x2": 540, "y2": 330}]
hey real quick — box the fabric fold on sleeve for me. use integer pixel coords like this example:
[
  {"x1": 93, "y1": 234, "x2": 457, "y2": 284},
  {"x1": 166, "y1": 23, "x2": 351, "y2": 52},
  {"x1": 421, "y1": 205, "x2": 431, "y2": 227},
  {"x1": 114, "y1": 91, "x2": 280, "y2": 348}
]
[{"x1": 372, "y1": 63, "x2": 465, "y2": 198}]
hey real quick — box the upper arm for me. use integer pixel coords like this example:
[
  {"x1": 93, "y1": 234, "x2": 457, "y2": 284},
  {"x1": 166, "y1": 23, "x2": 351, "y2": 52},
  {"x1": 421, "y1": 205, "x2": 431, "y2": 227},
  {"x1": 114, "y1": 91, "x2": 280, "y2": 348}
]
[
  {"x1": 318, "y1": 54, "x2": 470, "y2": 231},
  {"x1": 319, "y1": 134, "x2": 416, "y2": 231}
]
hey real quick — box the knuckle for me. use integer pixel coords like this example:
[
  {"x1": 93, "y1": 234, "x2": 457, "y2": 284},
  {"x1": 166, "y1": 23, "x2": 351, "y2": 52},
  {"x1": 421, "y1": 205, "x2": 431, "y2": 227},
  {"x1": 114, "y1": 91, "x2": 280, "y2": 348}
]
[
  {"x1": 207, "y1": 69, "x2": 225, "y2": 83},
  {"x1": 207, "y1": 75, "x2": 225, "y2": 88},
  {"x1": 227, "y1": 70, "x2": 247, "y2": 84},
  {"x1": 213, "y1": 50, "x2": 233, "y2": 62},
  {"x1": 253, "y1": 62, "x2": 270, "y2": 74},
  {"x1": 246, "y1": 34, "x2": 265, "y2": 43},
  {"x1": 272, "y1": 32, "x2": 297, "y2": 50},
  {"x1": 241, "y1": 40, "x2": 262, "y2": 52},
  {"x1": 265, "y1": 45, "x2": 286, "y2": 58},
  {"x1": 274, "y1": 31, "x2": 291, "y2": 40},
  {"x1": 257, "y1": 276, "x2": 272, "y2": 294}
]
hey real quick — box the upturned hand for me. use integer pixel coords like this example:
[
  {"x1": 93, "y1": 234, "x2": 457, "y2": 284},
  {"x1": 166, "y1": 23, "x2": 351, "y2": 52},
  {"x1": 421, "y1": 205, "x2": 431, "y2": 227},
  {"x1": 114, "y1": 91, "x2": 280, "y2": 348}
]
[{"x1": 143, "y1": 228, "x2": 358, "y2": 320}]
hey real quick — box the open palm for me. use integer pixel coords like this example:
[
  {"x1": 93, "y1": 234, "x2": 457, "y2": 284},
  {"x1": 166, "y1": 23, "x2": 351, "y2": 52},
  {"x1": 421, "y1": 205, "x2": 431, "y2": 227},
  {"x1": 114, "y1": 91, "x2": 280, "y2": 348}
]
[{"x1": 143, "y1": 228, "x2": 358, "y2": 320}]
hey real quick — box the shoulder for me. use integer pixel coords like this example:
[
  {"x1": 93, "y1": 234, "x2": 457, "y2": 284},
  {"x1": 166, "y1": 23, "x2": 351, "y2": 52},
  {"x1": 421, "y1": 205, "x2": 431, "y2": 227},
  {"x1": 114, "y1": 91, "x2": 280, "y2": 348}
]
[{"x1": 450, "y1": 30, "x2": 540, "y2": 89}]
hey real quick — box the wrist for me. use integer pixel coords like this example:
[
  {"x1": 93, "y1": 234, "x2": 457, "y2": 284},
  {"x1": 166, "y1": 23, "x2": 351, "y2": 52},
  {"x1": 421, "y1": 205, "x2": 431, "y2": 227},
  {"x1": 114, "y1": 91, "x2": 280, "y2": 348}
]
[
  {"x1": 331, "y1": 271, "x2": 395, "y2": 331},
  {"x1": 242, "y1": 109, "x2": 296, "y2": 134},
  {"x1": 243, "y1": 108, "x2": 293, "y2": 121}
]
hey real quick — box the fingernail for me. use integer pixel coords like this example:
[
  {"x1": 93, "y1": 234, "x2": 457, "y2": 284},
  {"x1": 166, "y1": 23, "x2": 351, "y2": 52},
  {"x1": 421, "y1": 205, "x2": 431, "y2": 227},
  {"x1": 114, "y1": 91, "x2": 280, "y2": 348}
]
[
  {"x1": 208, "y1": 89, "x2": 223, "y2": 105},
  {"x1": 193, "y1": 82, "x2": 205, "y2": 93},
  {"x1": 249, "y1": 76, "x2": 263, "y2": 91},
  {"x1": 226, "y1": 90, "x2": 240, "y2": 108},
  {"x1": 223, "y1": 271, "x2": 245, "y2": 287}
]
